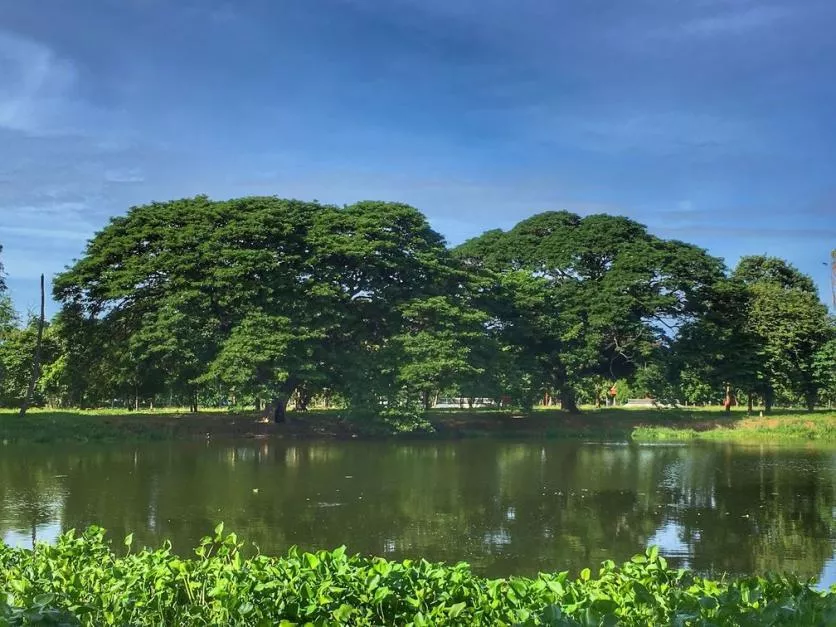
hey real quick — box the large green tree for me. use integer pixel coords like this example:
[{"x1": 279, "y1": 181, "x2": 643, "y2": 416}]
[
  {"x1": 53, "y1": 196, "x2": 457, "y2": 421},
  {"x1": 455, "y1": 212, "x2": 724, "y2": 411}
]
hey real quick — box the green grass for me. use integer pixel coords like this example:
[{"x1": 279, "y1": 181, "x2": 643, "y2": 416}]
[
  {"x1": 0, "y1": 408, "x2": 256, "y2": 445},
  {"x1": 2, "y1": 526, "x2": 835, "y2": 625},
  {"x1": 632, "y1": 426, "x2": 701, "y2": 441},
  {"x1": 3, "y1": 405, "x2": 836, "y2": 445},
  {"x1": 631, "y1": 411, "x2": 836, "y2": 444}
]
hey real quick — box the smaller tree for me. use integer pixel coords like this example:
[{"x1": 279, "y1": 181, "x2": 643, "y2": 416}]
[
  {"x1": 813, "y1": 334, "x2": 836, "y2": 407},
  {"x1": 391, "y1": 296, "x2": 493, "y2": 410},
  {"x1": 0, "y1": 317, "x2": 61, "y2": 408},
  {"x1": 203, "y1": 311, "x2": 325, "y2": 422},
  {"x1": 733, "y1": 257, "x2": 832, "y2": 412}
]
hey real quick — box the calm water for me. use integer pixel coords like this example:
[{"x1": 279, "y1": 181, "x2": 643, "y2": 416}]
[{"x1": 3, "y1": 440, "x2": 836, "y2": 584}]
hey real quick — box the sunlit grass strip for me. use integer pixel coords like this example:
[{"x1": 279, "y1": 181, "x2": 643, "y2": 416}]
[
  {"x1": 633, "y1": 416, "x2": 836, "y2": 443},
  {"x1": 2, "y1": 527, "x2": 836, "y2": 626},
  {"x1": 632, "y1": 426, "x2": 701, "y2": 441}
]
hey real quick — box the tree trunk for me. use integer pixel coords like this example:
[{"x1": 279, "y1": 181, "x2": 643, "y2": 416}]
[
  {"x1": 764, "y1": 388, "x2": 774, "y2": 414},
  {"x1": 747, "y1": 392, "x2": 753, "y2": 415},
  {"x1": 559, "y1": 385, "x2": 579, "y2": 413},
  {"x1": 421, "y1": 390, "x2": 432, "y2": 411},
  {"x1": 294, "y1": 388, "x2": 311, "y2": 411},
  {"x1": 255, "y1": 397, "x2": 262, "y2": 412},
  {"x1": 267, "y1": 378, "x2": 298, "y2": 423},
  {"x1": 20, "y1": 274, "x2": 45, "y2": 417},
  {"x1": 271, "y1": 396, "x2": 288, "y2": 423},
  {"x1": 805, "y1": 390, "x2": 816, "y2": 412}
]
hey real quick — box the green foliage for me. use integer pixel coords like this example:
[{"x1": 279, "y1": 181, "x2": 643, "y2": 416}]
[
  {"x1": 392, "y1": 296, "x2": 495, "y2": 409},
  {"x1": 671, "y1": 258, "x2": 835, "y2": 412},
  {"x1": 52, "y1": 197, "x2": 456, "y2": 418},
  {"x1": 814, "y1": 338, "x2": 836, "y2": 406},
  {"x1": 734, "y1": 256, "x2": 818, "y2": 294},
  {"x1": 2, "y1": 529, "x2": 834, "y2": 626},
  {"x1": 0, "y1": 199, "x2": 830, "y2": 418},
  {"x1": 732, "y1": 257, "x2": 834, "y2": 411},
  {"x1": 0, "y1": 318, "x2": 62, "y2": 407},
  {"x1": 455, "y1": 211, "x2": 725, "y2": 411}
]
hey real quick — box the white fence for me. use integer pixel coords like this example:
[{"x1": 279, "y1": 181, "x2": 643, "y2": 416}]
[{"x1": 433, "y1": 397, "x2": 496, "y2": 409}]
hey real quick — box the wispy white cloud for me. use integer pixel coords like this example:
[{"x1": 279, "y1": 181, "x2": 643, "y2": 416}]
[
  {"x1": 104, "y1": 168, "x2": 146, "y2": 184},
  {"x1": 0, "y1": 225, "x2": 91, "y2": 241},
  {"x1": 681, "y1": 6, "x2": 791, "y2": 36},
  {"x1": 658, "y1": 225, "x2": 836, "y2": 240},
  {"x1": 0, "y1": 31, "x2": 78, "y2": 134},
  {"x1": 527, "y1": 109, "x2": 761, "y2": 156}
]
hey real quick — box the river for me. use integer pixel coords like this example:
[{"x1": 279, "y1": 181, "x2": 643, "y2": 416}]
[{"x1": 2, "y1": 439, "x2": 835, "y2": 585}]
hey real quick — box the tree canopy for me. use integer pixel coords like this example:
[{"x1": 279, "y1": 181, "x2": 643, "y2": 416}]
[{"x1": 0, "y1": 198, "x2": 831, "y2": 418}]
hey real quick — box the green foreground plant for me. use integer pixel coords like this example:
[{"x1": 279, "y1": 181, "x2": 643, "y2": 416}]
[{"x1": 2, "y1": 527, "x2": 835, "y2": 626}]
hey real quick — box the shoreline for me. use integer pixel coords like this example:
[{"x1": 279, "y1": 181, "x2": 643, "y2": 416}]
[{"x1": 3, "y1": 407, "x2": 836, "y2": 445}]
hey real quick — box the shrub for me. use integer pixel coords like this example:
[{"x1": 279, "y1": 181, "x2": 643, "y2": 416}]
[{"x1": 2, "y1": 527, "x2": 835, "y2": 625}]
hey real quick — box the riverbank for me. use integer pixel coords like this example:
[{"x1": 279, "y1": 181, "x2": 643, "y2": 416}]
[
  {"x1": 2, "y1": 527, "x2": 834, "y2": 625},
  {"x1": 0, "y1": 406, "x2": 634, "y2": 444},
  {"x1": 632, "y1": 411, "x2": 836, "y2": 443},
  {"x1": 2, "y1": 406, "x2": 835, "y2": 445}
]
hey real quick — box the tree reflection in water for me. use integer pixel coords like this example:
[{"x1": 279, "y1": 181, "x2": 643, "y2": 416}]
[{"x1": 1, "y1": 441, "x2": 834, "y2": 584}]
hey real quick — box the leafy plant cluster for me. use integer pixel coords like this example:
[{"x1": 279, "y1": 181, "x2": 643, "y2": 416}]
[
  {"x1": 2, "y1": 527, "x2": 835, "y2": 626},
  {"x1": 0, "y1": 201, "x2": 833, "y2": 421}
]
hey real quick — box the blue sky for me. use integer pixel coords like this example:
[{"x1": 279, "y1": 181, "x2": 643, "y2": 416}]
[{"x1": 1, "y1": 0, "x2": 835, "y2": 314}]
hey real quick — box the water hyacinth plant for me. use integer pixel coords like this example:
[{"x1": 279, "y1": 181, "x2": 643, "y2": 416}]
[{"x1": 2, "y1": 526, "x2": 835, "y2": 626}]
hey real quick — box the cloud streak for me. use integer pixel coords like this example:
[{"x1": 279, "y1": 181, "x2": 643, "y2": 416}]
[
  {"x1": 0, "y1": 225, "x2": 91, "y2": 241},
  {"x1": 0, "y1": 31, "x2": 78, "y2": 134},
  {"x1": 680, "y1": 6, "x2": 791, "y2": 36}
]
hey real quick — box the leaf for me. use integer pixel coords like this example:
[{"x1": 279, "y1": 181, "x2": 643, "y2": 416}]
[
  {"x1": 448, "y1": 602, "x2": 466, "y2": 618},
  {"x1": 238, "y1": 601, "x2": 254, "y2": 615},
  {"x1": 541, "y1": 604, "x2": 563, "y2": 624},
  {"x1": 580, "y1": 568, "x2": 591, "y2": 582},
  {"x1": 699, "y1": 596, "x2": 719, "y2": 610},
  {"x1": 332, "y1": 604, "x2": 353, "y2": 622},
  {"x1": 33, "y1": 594, "x2": 55, "y2": 608},
  {"x1": 124, "y1": 533, "x2": 133, "y2": 548}
]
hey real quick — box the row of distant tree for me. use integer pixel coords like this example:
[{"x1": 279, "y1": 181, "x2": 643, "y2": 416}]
[{"x1": 0, "y1": 196, "x2": 834, "y2": 421}]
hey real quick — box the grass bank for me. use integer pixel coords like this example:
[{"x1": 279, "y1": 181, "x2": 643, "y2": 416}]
[
  {"x1": 0, "y1": 406, "x2": 643, "y2": 444},
  {"x1": 632, "y1": 411, "x2": 836, "y2": 444},
  {"x1": 2, "y1": 526, "x2": 834, "y2": 626},
  {"x1": 2, "y1": 406, "x2": 835, "y2": 445}
]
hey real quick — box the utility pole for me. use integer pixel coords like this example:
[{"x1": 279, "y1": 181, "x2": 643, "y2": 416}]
[
  {"x1": 20, "y1": 274, "x2": 45, "y2": 417},
  {"x1": 831, "y1": 249, "x2": 835, "y2": 309}
]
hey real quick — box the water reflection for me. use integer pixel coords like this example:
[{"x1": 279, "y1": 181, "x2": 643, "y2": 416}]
[{"x1": 1, "y1": 440, "x2": 835, "y2": 584}]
